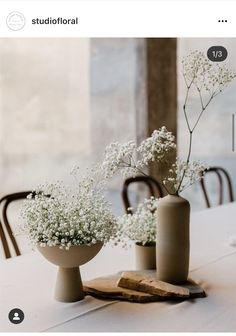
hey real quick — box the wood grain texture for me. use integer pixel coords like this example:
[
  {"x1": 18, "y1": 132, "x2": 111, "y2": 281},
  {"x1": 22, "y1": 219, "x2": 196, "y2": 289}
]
[
  {"x1": 84, "y1": 275, "x2": 161, "y2": 303},
  {"x1": 117, "y1": 271, "x2": 189, "y2": 298},
  {"x1": 83, "y1": 270, "x2": 206, "y2": 303}
]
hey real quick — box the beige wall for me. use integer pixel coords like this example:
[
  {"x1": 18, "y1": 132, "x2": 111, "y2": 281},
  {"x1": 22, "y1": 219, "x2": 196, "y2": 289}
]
[{"x1": 0, "y1": 38, "x2": 90, "y2": 193}]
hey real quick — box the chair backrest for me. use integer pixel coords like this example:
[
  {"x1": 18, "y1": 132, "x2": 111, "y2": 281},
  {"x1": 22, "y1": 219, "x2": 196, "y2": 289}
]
[
  {"x1": 0, "y1": 191, "x2": 32, "y2": 259},
  {"x1": 122, "y1": 175, "x2": 163, "y2": 214},
  {"x1": 200, "y1": 167, "x2": 234, "y2": 208}
]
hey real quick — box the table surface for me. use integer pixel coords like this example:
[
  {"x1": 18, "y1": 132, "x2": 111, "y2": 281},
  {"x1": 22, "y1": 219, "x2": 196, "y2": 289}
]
[{"x1": 1, "y1": 202, "x2": 236, "y2": 332}]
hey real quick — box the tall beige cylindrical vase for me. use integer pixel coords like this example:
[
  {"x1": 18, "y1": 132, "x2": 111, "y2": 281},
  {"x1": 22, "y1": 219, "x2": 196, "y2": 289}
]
[
  {"x1": 135, "y1": 242, "x2": 156, "y2": 270},
  {"x1": 156, "y1": 195, "x2": 190, "y2": 284}
]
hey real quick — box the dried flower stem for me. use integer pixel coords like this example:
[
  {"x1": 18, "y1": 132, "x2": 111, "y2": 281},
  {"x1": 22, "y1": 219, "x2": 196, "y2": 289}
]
[{"x1": 176, "y1": 51, "x2": 236, "y2": 194}]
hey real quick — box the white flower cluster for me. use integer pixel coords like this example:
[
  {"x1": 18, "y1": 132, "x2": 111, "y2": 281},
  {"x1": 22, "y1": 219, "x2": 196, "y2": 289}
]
[
  {"x1": 102, "y1": 127, "x2": 176, "y2": 179},
  {"x1": 21, "y1": 171, "x2": 118, "y2": 249},
  {"x1": 182, "y1": 50, "x2": 236, "y2": 94},
  {"x1": 137, "y1": 128, "x2": 176, "y2": 165},
  {"x1": 163, "y1": 159, "x2": 209, "y2": 193},
  {"x1": 116, "y1": 197, "x2": 158, "y2": 246},
  {"x1": 101, "y1": 141, "x2": 136, "y2": 178}
]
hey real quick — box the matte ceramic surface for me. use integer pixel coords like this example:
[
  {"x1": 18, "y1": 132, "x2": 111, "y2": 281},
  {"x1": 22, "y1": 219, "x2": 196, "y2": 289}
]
[
  {"x1": 135, "y1": 242, "x2": 156, "y2": 270},
  {"x1": 156, "y1": 195, "x2": 190, "y2": 284},
  {"x1": 38, "y1": 243, "x2": 103, "y2": 302}
]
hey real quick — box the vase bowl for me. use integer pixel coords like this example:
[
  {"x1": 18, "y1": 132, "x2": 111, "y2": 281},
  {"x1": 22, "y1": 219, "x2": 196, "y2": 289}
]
[{"x1": 38, "y1": 242, "x2": 103, "y2": 302}]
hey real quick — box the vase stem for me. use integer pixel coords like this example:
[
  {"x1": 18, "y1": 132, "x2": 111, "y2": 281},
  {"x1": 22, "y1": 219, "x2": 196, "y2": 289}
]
[{"x1": 55, "y1": 266, "x2": 84, "y2": 302}]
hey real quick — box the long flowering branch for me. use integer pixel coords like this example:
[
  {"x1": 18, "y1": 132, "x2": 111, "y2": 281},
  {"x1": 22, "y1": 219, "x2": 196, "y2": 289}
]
[{"x1": 176, "y1": 50, "x2": 236, "y2": 194}]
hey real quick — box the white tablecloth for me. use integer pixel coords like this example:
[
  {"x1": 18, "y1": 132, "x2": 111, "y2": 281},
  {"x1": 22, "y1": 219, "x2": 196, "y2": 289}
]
[
  {"x1": 50, "y1": 254, "x2": 236, "y2": 332},
  {"x1": 1, "y1": 202, "x2": 236, "y2": 332}
]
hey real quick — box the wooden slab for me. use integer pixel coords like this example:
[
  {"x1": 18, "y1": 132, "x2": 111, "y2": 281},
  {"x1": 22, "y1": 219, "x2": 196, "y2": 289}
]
[
  {"x1": 117, "y1": 271, "x2": 189, "y2": 298},
  {"x1": 117, "y1": 271, "x2": 205, "y2": 298},
  {"x1": 84, "y1": 274, "x2": 161, "y2": 303},
  {"x1": 83, "y1": 270, "x2": 206, "y2": 303}
]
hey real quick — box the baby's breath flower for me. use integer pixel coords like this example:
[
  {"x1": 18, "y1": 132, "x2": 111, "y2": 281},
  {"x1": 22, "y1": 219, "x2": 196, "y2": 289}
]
[
  {"x1": 102, "y1": 127, "x2": 176, "y2": 179},
  {"x1": 116, "y1": 197, "x2": 158, "y2": 247},
  {"x1": 20, "y1": 168, "x2": 118, "y2": 249},
  {"x1": 174, "y1": 50, "x2": 236, "y2": 194},
  {"x1": 137, "y1": 127, "x2": 176, "y2": 166},
  {"x1": 182, "y1": 50, "x2": 236, "y2": 95},
  {"x1": 163, "y1": 158, "x2": 209, "y2": 193}
]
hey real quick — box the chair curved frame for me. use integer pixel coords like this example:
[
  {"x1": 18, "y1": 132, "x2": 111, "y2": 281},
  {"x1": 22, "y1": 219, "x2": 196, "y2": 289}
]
[
  {"x1": 0, "y1": 191, "x2": 32, "y2": 259},
  {"x1": 200, "y1": 167, "x2": 234, "y2": 208},
  {"x1": 122, "y1": 175, "x2": 163, "y2": 214}
]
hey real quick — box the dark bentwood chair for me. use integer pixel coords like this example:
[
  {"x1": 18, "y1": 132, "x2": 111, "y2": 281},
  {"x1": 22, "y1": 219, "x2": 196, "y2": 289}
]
[
  {"x1": 0, "y1": 191, "x2": 32, "y2": 259},
  {"x1": 200, "y1": 167, "x2": 234, "y2": 208},
  {"x1": 122, "y1": 176, "x2": 163, "y2": 214}
]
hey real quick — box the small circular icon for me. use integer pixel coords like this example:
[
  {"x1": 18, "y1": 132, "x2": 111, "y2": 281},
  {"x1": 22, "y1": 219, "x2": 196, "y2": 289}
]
[
  {"x1": 6, "y1": 12, "x2": 25, "y2": 31},
  {"x1": 8, "y1": 308, "x2": 24, "y2": 324}
]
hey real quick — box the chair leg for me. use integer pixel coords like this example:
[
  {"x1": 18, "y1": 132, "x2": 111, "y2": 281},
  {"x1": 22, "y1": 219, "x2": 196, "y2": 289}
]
[
  {"x1": 2, "y1": 200, "x2": 21, "y2": 256},
  {"x1": 0, "y1": 219, "x2": 12, "y2": 258}
]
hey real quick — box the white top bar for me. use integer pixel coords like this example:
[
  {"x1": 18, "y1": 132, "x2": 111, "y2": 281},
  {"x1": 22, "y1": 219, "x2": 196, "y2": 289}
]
[{"x1": 0, "y1": 0, "x2": 235, "y2": 37}]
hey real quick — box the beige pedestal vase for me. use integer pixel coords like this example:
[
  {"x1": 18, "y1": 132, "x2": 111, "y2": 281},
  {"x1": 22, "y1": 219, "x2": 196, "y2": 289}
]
[
  {"x1": 135, "y1": 242, "x2": 156, "y2": 270},
  {"x1": 156, "y1": 195, "x2": 190, "y2": 284},
  {"x1": 38, "y1": 242, "x2": 103, "y2": 302}
]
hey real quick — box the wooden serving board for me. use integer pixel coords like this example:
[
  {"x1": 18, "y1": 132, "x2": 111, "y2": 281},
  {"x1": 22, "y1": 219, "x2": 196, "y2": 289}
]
[{"x1": 83, "y1": 270, "x2": 206, "y2": 303}]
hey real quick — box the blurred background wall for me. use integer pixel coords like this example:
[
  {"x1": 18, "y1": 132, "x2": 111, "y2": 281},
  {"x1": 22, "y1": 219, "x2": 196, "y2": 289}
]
[{"x1": 0, "y1": 38, "x2": 90, "y2": 191}]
